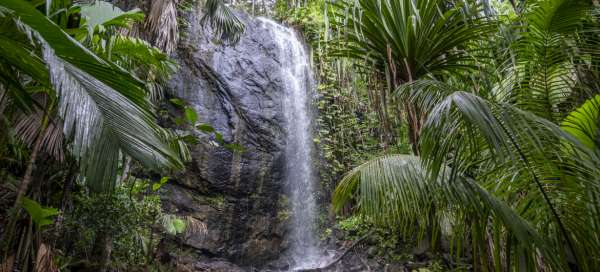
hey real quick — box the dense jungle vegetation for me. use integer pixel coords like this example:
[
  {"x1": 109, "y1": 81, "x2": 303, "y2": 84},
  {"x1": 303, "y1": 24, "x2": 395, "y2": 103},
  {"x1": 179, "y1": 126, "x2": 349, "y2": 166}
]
[{"x1": 1, "y1": 0, "x2": 600, "y2": 271}]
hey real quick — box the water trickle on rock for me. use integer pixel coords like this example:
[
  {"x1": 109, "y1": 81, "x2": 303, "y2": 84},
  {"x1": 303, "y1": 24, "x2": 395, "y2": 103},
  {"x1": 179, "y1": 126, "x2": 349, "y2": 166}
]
[{"x1": 258, "y1": 18, "x2": 323, "y2": 270}]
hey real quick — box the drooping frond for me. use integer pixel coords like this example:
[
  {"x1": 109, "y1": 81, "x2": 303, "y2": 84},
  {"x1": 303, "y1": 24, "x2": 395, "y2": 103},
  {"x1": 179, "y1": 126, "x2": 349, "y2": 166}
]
[
  {"x1": 329, "y1": 0, "x2": 495, "y2": 81},
  {"x1": 333, "y1": 154, "x2": 565, "y2": 270},
  {"x1": 145, "y1": 0, "x2": 178, "y2": 53},
  {"x1": 13, "y1": 103, "x2": 65, "y2": 162},
  {"x1": 201, "y1": 0, "x2": 246, "y2": 44},
  {"x1": 420, "y1": 91, "x2": 600, "y2": 270},
  {"x1": 500, "y1": 0, "x2": 594, "y2": 122},
  {"x1": 0, "y1": 0, "x2": 184, "y2": 192}
]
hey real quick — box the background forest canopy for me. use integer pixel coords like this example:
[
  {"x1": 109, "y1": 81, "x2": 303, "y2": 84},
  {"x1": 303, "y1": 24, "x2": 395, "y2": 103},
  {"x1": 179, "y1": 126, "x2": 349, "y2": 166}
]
[{"x1": 1, "y1": 0, "x2": 600, "y2": 271}]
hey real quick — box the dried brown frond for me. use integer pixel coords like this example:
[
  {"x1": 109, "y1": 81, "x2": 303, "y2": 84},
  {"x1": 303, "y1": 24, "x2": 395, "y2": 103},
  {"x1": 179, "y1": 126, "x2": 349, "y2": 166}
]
[
  {"x1": 144, "y1": 0, "x2": 178, "y2": 53},
  {"x1": 13, "y1": 99, "x2": 65, "y2": 162},
  {"x1": 184, "y1": 216, "x2": 207, "y2": 239}
]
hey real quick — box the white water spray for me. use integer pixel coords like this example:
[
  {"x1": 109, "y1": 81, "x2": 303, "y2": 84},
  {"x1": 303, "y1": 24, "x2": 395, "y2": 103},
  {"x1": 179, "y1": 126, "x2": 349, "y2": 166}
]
[{"x1": 258, "y1": 18, "x2": 323, "y2": 270}]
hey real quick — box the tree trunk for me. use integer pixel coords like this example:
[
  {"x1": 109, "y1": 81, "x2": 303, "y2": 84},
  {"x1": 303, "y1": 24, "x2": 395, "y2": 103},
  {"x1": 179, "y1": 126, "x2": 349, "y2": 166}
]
[
  {"x1": 405, "y1": 104, "x2": 421, "y2": 156},
  {"x1": 53, "y1": 163, "x2": 77, "y2": 246},
  {"x1": 13, "y1": 130, "x2": 44, "y2": 208},
  {"x1": 91, "y1": 230, "x2": 113, "y2": 272}
]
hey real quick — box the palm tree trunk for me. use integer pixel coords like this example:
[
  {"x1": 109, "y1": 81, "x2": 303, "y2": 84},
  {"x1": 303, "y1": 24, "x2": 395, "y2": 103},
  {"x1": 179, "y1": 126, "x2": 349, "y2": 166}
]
[
  {"x1": 405, "y1": 104, "x2": 422, "y2": 155},
  {"x1": 53, "y1": 163, "x2": 77, "y2": 246},
  {"x1": 92, "y1": 230, "x2": 113, "y2": 272},
  {"x1": 13, "y1": 128, "x2": 44, "y2": 208},
  {"x1": 13, "y1": 102, "x2": 50, "y2": 208}
]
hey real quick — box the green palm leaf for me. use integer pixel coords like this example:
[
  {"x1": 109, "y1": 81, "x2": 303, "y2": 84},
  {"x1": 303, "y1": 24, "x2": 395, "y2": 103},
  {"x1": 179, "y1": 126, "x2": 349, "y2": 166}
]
[
  {"x1": 334, "y1": 154, "x2": 564, "y2": 270},
  {"x1": 201, "y1": 0, "x2": 245, "y2": 44},
  {"x1": 0, "y1": 0, "x2": 184, "y2": 192},
  {"x1": 330, "y1": 0, "x2": 495, "y2": 82},
  {"x1": 562, "y1": 94, "x2": 600, "y2": 150}
]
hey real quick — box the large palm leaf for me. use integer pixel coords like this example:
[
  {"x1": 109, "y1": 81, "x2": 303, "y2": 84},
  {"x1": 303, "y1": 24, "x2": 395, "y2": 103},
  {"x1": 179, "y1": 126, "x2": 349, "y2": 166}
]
[
  {"x1": 561, "y1": 94, "x2": 600, "y2": 150},
  {"x1": 499, "y1": 0, "x2": 593, "y2": 122},
  {"x1": 334, "y1": 0, "x2": 600, "y2": 270},
  {"x1": 333, "y1": 154, "x2": 565, "y2": 270},
  {"x1": 201, "y1": 0, "x2": 245, "y2": 44},
  {"x1": 330, "y1": 0, "x2": 494, "y2": 82},
  {"x1": 0, "y1": 0, "x2": 184, "y2": 191},
  {"x1": 329, "y1": 0, "x2": 495, "y2": 153}
]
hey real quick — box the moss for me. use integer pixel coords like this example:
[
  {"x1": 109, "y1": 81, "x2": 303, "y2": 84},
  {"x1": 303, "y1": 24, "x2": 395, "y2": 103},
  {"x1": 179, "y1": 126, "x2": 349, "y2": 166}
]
[
  {"x1": 277, "y1": 209, "x2": 291, "y2": 222},
  {"x1": 204, "y1": 194, "x2": 225, "y2": 208}
]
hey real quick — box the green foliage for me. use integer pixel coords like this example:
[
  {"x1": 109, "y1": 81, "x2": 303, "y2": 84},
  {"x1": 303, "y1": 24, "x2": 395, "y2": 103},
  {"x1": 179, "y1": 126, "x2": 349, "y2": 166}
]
[
  {"x1": 329, "y1": 0, "x2": 494, "y2": 80},
  {"x1": 166, "y1": 96, "x2": 245, "y2": 153},
  {"x1": 201, "y1": 0, "x2": 246, "y2": 44},
  {"x1": 274, "y1": 0, "x2": 324, "y2": 42},
  {"x1": 152, "y1": 176, "x2": 170, "y2": 191},
  {"x1": 21, "y1": 197, "x2": 58, "y2": 229},
  {"x1": 315, "y1": 82, "x2": 392, "y2": 184},
  {"x1": 161, "y1": 214, "x2": 187, "y2": 235},
  {"x1": 333, "y1": 0, "x2": 600, "y2": 270},
  {"x1": 0, "y1": 1, "x2": 193, "y2": 270},
  {"x1": 64, "y1": 180, "x2": 185, "y2": 267},
  {"x1": 0, "y1": 0, "x2": 185, "y2": 193},
  {"x1": 196, "y1": 123, "x2": 215, "y2": 133},
  {"x1": 562, "y1": 94, "x2": 600, "y2": 149},
  {"x1": 184, "y1": 107, "x2": 198, "y2": 124},
  {"x1": 336, "y1": 215, "x2": 369, "y2": 239}
]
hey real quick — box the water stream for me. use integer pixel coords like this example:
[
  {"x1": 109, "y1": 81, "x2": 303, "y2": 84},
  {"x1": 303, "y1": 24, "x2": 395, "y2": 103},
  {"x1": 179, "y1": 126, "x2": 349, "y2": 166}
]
[{"x1": 258, "y1": 18, "x2": 323, "y2": 270}]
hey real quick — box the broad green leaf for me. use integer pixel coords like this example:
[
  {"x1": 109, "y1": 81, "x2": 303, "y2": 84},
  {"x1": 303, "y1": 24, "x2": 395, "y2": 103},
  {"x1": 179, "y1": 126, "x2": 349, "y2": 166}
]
[
  {"x1": 172, "y1": 218, "x2": 186, "y2": 233},
  {"x1": 184, "y1": 107, "x2": 197, "y2": 124},
  {"x1": 152, "y1": 176, "x2": 170, "y2": 191},
  {"x1": 196, "y1": 123, "x2": 215, "y2": 133},
  {"x1": 169, "y1": 98, "x2": 185, "y2": 107},
  {"x1": 162, "y1": 214, "x2": 186, "y2": 235},
  {"x1": 215, "y1": 132, "x2": 223, "y2": 143},
  {"x1": 159, "y1": 176, "x2": 169, "y2": 184},
  {"x1": 180, "y1": 135, "x2": 199, "y2": 145},
  {"x1": 21, "y1": 197, "x2": 59, "y2": 229},
  {"x1": 562, "y1": 94, "x2": 600, "y2": 149},
  {"x1": 224, "y1": 143, "x2": 245, "y2": 153}
]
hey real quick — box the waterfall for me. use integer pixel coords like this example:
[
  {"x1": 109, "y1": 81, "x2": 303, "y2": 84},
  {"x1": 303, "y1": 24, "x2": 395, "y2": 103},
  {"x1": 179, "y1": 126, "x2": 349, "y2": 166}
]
[{"x1": 258, "y1": 18, "x2": 322, "y2": 269}]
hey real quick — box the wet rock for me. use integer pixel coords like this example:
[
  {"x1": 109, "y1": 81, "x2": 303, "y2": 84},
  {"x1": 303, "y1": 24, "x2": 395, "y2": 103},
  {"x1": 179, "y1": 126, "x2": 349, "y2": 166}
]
[
  {"x1": 367, "y1": 246, "x2": 378, "y2": 257},
  {"x1": 193, "y1": 260, "x2": 246, "y2": 272},
  {"x1": 161, "y1": 6, "x2": 293, "y2": 268},
  {"x1": 173, "y1": 256, "x2": 246, "y2": 272}
]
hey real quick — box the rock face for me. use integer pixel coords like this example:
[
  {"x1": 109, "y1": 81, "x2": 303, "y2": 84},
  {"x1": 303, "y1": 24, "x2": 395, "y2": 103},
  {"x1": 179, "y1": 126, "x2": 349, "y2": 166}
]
[{"x1": 161, "y1": 8, "x2": 292, "y2": 268}]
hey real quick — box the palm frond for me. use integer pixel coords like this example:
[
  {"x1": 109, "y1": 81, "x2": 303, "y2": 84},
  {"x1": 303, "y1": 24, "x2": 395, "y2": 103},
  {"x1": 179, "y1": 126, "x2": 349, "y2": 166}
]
[
  {"x1": 201, "y1": 0, "x2": 246, "y2": 44},
  {"x1": 333, "y1": 154, "x2": 565, "y2": 270},
  {"x1": 561, "y1": 94, "x2": 600, "y2": 150},
  {"x1": 329, "y1": 0, "x2": 495, "y2": 82},
  {"x1": 420, "y1": 90, "x2": 600, "y2": 270},
  {"x1": 145, "y1": 0, "x2": 178, "y2": 53},
  {"x1": 13, "y1": 105, "x2": 65, "y2": 162},
  {"x1": 0, "y1": 0, "x2": 184, "y2": 192},
  {"x1": 500, "y1": 0, "x2": 594, "y2": 122},
  {"x1": 86, "y1": 35, "x2": 178, "y2": 102}
]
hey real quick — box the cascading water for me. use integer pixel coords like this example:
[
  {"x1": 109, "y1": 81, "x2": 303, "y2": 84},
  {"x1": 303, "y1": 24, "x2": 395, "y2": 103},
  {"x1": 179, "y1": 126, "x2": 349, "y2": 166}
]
[{"x1": 258, "y1": 18, "x2": 323, "y2": 269}]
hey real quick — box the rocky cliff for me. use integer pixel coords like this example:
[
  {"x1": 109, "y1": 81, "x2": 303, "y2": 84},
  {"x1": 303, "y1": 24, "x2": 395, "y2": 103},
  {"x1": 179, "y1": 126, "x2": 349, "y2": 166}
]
[{"x1": 160, "y1": 8, "x2": 294, "y2": 269}]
